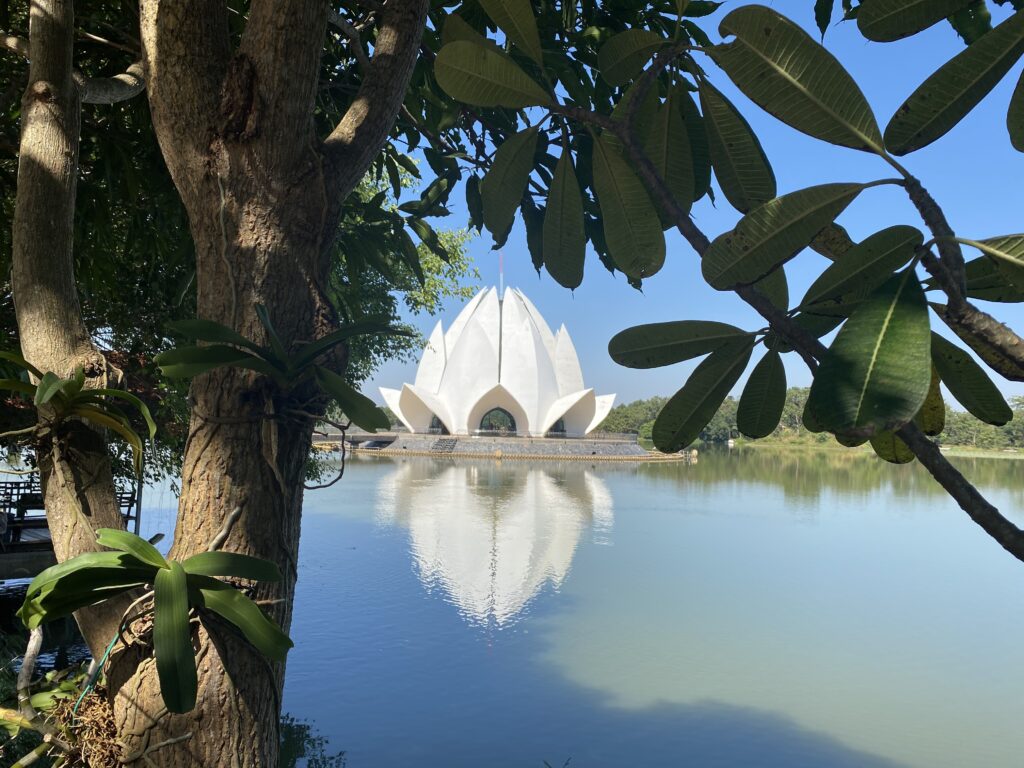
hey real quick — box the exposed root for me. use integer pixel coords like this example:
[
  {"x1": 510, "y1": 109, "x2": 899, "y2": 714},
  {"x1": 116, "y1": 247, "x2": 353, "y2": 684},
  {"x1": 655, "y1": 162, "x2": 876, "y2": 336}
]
[{"x1": 51, "y1": 687, "x2": 118, "y2": 768}]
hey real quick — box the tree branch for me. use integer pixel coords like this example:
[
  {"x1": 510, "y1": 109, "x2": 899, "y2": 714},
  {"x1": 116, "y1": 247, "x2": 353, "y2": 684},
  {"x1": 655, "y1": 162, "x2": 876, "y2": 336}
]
[
  {"x1": 323, "y1": 0, "x2": 430, "y2": 200},
  {"x1": 550, "y1": 100, "x2": 1024, "y2": 564},
  {"x1": 327, "y1": 8, "x2": 370, "y2": 73},
  {"x1": 76, "y1": 60, "x2": 145, "y2": 104},
  {"x1": 900, "y1": 175, "x2": 1024, "y2": 379}
]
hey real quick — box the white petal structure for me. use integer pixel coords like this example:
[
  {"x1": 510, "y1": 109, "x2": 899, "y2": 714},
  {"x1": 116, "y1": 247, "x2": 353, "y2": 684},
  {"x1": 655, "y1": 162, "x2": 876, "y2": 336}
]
[{"x1": 380, "y1": 287, "x2": 615, "y2": 437}]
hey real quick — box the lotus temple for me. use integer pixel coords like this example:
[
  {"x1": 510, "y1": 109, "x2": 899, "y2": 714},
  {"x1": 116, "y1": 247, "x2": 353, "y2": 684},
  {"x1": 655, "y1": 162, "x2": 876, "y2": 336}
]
[{"x1": 380, "y1": 286, "x2": 615, "y2": 438}]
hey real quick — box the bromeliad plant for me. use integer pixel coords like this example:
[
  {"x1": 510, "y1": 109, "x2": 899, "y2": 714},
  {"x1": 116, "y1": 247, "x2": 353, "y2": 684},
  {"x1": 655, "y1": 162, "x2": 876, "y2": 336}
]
[
  {"x1": 18, "y1": 528, "x2": 292, "y2": 714},
  {"x1": 154, "y1": 306, "x2": 409, "y2": 432},
  {"x1": 0, "y1": 352, "x2": 156, "y2": 475}
]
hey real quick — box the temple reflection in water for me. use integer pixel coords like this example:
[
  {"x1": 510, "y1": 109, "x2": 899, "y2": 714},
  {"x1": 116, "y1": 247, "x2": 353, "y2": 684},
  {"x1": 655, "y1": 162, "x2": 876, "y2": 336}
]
[{"x1": 375, "y1": 459, "x2": 613, "y2": 627}]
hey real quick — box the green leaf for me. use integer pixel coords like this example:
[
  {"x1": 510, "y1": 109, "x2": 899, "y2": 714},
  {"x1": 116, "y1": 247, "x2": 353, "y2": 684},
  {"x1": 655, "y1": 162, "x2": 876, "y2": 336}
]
[
  {"x1": 644, "y1": 90, "x2": 695, "y2": 220},
  {"x1": 700, "y1": 81, "x2": 776, "y2": 213},
  {"x1": 60, "y1": 367, "x2": 86, "y2": 399},
  {"x1": 801, "y1": 225, "x2": 922, "y2": 307},
  {"x1": 466, "y1": 175, "x2": 484, "y2": 231},
  {"x1": 712, "y1": 5, "x2": 885, "y2": 152},
  {"x1": 884, "y1": 10, "x2": 1024, "y2": 154},
  {"x1": 480, "y1": 127, "x2": 539, "y2": 241},
  {"x1": 441, "y1": 13, "x2": 492, "y2": 48},
  {"x1": 154, "y1": 562, "x2": 197, "y2": 714},
  {"x1": 34, "y1": 372, "x2": 65, "y2": 406},
  {"x1": 254, "y1": 304, "x2": 288, "y2": 365},
  {"x1": 82, "y1": 388, "x2": 158, "y2": 440},
  {"x1": 914, "y1": 366, "x2": 946, "y2": 436},
  {"x1": 702, "y1": 183, "x2": 867, "y2": 289},
  {"x1": 676, "y1": 88, "x2": 712, "y2": 201},
  {"x1": 96, "y1": 528, "x2": 168, "y2": 570},
  {"x1": 814, "y1": 0, "x2": 835, "y2": 37},
  {"x1": 598, "y1": 29, "x2": 668, "y2": 86},
  {"x1": 931, "y1": 333, "x2": 1012, "y2": 424},
  {"x1": 806, "y1": 269, "x2": 932, "y2": 438},
  {"x1": 193, "y1": 577, "x2": 292, "y2": 662},
  {"x1": 592, "y1": 132, "x2": 666, "y2": 279},
  {"x1": 869, "y1": 431, "x2": 915, "y2": 464},
  {"x1": 182, "y1": 552, "x2": 282, "y2": 582},
  {"x1": 435, "y1": 41, "x2": 550, "y2": 108},
  {"x1": 958, "y1": 235, "x2": 1024, "y2": 292},
  {"x1": 314, "y1": 366, "x2": 390, "y2": 432},
  {"x1": 736, "y1": 351, "x2": 787, "y2": 438},
  {"x1": 652, "y1": 340, "x2": 754, "y2": 452},
  {"x1": 68, "y1": 404, "x2": 146, "y2": 475},
  {"x1": 949, "y1": 1, "x2": 993, "y2": 44},
  {"x1": 293, "y1": 321, "x2": 412, "y2": 370},
  {"x1": 408, "y1": 217, "x2": 450, "y2": 261},
  {"x1": 609, "y1": 320, "x2": 752, "y2": 369},
  {"x1": 19, "y1": 552, "x2": 154, "y2": 629},
  {"x1": 155, "y1": 345, "x2": 278, "y2": 380},
  {"x1": 1009, "y1": 69, "x2": 1024, "y2": 151},
  {"x1": 955, "y1": 256, "x2": 1024, "y2": 301},
  {"x1": 478, "y1": 0, "x2": 544, "y2": 64},
  {"x1": 751, "y1": 265, "x2": 789, "y2": 310},
  {"x1": 167, "y1": 319, "x2": 263, "y2": 354},
  {"x1": 0, "y1": 351, "x2": 43, "y2": 379},
  {"x1": 856, "y1": 0, "x2": 974, "y2": 41},
  {"x1": 0, "y1": 378, "x2": 35, "y2": 396},
  {"x1": 522, "y1": 196, "x2": 545, "y2": 273},
  {"x1": 543, "y1": 153, "x2": 586, "y2": 289}
]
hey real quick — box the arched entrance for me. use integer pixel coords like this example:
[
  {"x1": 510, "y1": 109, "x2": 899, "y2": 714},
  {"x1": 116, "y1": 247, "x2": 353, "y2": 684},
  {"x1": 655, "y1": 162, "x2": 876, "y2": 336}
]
[
  {"x1": 429, "y1": 415, "x2": 449, "y2": 435},
  {"x1": 479, "y1": 408, "x2": 517, "y2": 435}
]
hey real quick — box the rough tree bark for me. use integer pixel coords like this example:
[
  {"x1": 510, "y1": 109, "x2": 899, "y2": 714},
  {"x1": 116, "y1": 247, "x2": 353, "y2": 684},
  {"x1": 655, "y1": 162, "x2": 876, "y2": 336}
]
[
  {"x1": 103, "y1": 1, "x2": 429, "y2": 766},
  {"x1": 10, "y1": 0, "x2": 130, "y2": 656},
  {"x1": 9, "y1": 0, "x2": 428, "y2": 765}
]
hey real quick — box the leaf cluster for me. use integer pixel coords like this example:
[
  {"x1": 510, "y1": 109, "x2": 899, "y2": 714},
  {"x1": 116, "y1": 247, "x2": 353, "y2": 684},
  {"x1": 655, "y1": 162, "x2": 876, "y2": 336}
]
[{"x1": 18, "y1": 528, "x2": 292, "y2": 715}]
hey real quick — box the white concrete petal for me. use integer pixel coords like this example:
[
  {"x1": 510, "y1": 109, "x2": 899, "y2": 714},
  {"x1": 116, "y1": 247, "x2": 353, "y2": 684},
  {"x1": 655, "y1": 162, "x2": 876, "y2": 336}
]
[
  {"x1": 380, "y1": 384, "x2": 455, "y2": 433},
  {"x1": 499, "y1": 292, "x2": 560, "y2": 431},
  {"x1": 413, "y1": 320, "x2": 446, "y2": 393},
  {"x1": 443, "y1": 286, "x2": 492, "y2": 352},
  {"x1": 586, "y1": 394, "x2": 616, "y2": 434},
  {"x1": 438, "y1": 295, "x2": 500, "y2": 431},
  {"x1": 554, "y1": 325, "x2": 585, "y2": 397},
  {"x1": 539, "y1": 389, "x2": 594, "y2": 435},
  {"x1": 510, "y1": 288, "x2": 557, "y2": 360}
]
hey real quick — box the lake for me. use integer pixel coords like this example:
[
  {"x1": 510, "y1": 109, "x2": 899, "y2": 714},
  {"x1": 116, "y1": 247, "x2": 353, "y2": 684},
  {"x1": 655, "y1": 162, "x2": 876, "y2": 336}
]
[{"x1": 253, "y1": 448, "x2": 1024, "y2": 768}]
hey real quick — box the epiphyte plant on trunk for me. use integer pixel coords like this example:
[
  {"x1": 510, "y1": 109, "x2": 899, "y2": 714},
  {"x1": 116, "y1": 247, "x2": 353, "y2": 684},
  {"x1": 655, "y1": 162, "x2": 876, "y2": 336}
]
[
  {"x1": 155, "y1": 305, "x2": 411, "y2": 432},
  {"x1": 3, "y1": 0, "x2": 1024, "y2": 764},
  {"x1": 0, "y1": 352, "x2": 157, "y2": 475},
  {"x1": 18, "y1": 527, "x2": 292, "y2": 714}
]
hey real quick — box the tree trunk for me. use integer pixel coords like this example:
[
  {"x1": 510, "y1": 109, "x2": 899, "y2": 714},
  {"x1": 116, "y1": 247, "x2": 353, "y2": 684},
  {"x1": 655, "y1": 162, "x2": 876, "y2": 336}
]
[
  {"x1": 109, "y1": 167, "x2": 334, "y2": 768},
  {"x1": 9, "y1": 0, "x2": 427, "y2": 762},
  {"x1": 11, "y1": 0, "x2": 130, "y2": 656},
  {"x1": 105, "y1": 1, "x2": 429, "y2": 763}
]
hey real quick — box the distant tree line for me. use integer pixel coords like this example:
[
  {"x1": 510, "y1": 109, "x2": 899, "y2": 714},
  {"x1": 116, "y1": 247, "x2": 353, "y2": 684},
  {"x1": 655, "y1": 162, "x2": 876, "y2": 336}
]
[{"x1": 599, "y1": 390, "x2": 1024, "y2": 450}]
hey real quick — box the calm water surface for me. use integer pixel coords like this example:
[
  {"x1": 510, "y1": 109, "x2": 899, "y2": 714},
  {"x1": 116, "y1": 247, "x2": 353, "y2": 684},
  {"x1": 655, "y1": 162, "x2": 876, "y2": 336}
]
[{"x1": 267, "y1": 449, "x2": 1024, "y2": 767}]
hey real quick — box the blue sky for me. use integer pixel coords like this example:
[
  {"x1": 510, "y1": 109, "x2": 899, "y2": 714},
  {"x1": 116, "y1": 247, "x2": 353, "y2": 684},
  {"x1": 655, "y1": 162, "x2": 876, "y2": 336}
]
[{"x1": 367, "y1": 2, "x2": 1024, "y2": 406}]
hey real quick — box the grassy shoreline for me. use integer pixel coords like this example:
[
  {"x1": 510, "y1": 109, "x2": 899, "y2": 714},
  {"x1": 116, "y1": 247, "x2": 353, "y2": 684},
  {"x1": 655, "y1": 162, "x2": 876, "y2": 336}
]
[{"x1": 735, "y1": 439, "x2": 1024, "y2": 460}]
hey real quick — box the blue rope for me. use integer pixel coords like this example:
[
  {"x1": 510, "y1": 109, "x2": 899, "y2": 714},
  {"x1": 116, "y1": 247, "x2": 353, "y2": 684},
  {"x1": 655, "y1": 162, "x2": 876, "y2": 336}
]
[{"x1": 72, "y1": 633, "x2": 118, "y2": 718}]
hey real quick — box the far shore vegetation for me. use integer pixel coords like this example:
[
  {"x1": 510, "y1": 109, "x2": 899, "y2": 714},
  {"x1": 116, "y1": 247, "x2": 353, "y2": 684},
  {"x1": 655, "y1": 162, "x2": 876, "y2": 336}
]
[{"x1": 597, "y1": 389, "x2": 1024, "y2": 454}]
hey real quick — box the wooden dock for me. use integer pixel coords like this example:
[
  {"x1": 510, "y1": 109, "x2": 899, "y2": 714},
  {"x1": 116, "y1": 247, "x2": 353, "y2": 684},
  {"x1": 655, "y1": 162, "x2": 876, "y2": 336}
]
[{"x1": 0, "y1": 479, "x2": 140, "y2": 580}]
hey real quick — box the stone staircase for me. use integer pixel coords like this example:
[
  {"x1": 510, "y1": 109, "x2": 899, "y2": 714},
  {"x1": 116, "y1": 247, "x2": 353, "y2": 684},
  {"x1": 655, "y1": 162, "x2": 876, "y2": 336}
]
[{"x1": 430, "y1": 437, "x2": 459, "y2": 454}]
